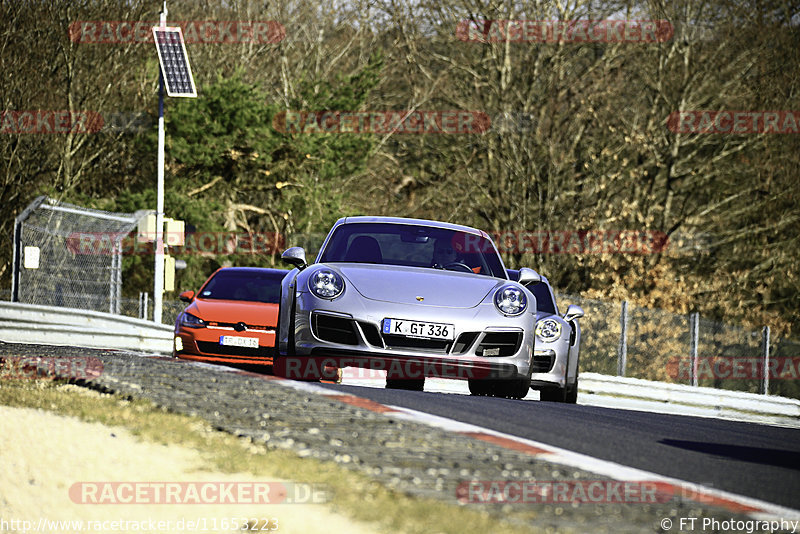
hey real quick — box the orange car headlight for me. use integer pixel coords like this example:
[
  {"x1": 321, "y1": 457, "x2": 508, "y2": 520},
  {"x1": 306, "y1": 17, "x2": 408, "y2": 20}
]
[{"x1": 179, "y1": 312, "x2": 205, "y2": 329}]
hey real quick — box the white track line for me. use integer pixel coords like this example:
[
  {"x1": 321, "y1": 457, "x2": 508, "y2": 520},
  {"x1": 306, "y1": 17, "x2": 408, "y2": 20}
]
[
  {"x1": 272, "y1": 376, "x2": 800, "y2": 521},
  {"x1": 159, "y1": 357, "x2": 800, "y2": 520}
]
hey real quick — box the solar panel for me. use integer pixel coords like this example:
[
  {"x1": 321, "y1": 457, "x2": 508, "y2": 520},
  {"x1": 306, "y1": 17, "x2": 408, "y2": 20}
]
[{"x1": 152, "y1": 27, "x2": 197, "y2": 97}]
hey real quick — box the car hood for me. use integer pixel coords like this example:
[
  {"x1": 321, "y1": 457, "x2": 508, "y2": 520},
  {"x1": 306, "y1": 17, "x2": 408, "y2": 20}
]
[
  {"x1": 333, "y1": 264, "x2": 503, "y2": 308},
  {"x1": 185, "y1": 299, "x2": 278, "y2": 326}
]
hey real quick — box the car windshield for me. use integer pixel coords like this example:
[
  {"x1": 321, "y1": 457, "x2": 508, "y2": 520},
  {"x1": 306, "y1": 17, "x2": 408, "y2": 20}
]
[
  {"x1": 530, "y1": 283, "x2": 558, "y2": 315},
  {"x1": 197, "y1": 269, "x2": 286, "y2": 303},
  {"x1": 318, "y1": 222, "x2": 507, "y2": 278}
]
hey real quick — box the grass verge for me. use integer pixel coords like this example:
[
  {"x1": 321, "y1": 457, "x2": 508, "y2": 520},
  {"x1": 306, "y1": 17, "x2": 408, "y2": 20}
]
[{"x1": 0, "y1": 377, "x2": 542, "y2": 534}]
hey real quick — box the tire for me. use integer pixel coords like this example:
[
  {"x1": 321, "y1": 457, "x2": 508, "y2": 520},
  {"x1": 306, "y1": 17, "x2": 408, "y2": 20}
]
[
  {"x1": 272, "y1": 299, "x2": 292, "y2": 378},
  {"x1": 539, "y1": 386, "x2": 567, "y2": 402},
  {"x1": 565, "y1": 377, "x2": 579, "y2": 404},
  {"x1": 468, "y1": 378, "x2": 495, "y2": 396},
  {"x1": 385, "y1": 378, "x2": 425, "y2": 391},
  {"x1": 321, "y1": 367, "x2": 344, "y2": 384},
  {"x1": 297, "y1": 359, "x2": 323, "y2": 382},
  {"x1": 274, "y1": 298, "x2": 321, "y2": 382},
  {"x1": 274, "y1": 357, "x2": 323, "y2": 381},
  {"x1": 287, "y1": 296, "x2": 297, "y2": 356},
  {"x1": 495, "y1": 377, "x2": 530, "y2": 399}
]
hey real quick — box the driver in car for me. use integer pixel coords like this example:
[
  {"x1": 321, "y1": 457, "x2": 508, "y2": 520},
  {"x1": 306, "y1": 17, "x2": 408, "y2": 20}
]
[
  {"x1": 432, "y1": 240, "x2": 461, "y2": 269},
  {"x1": 432, "y1": 238, "x2": 483, "y2": 274}
]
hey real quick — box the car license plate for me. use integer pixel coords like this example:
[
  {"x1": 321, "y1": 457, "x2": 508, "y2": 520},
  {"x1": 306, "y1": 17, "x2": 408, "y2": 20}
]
[
  {"x1": 220, "y1": 336, "x2": 259, "y2": 348},
  {"x1": 382, "y1": 318, "x2": 454, "y2": 340}
]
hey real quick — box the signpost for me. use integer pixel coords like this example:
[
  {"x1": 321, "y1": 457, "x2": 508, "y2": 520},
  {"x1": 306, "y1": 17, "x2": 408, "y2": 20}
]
[{"x1": 151, "y1": 2, "x2": 196, "y2": 323}]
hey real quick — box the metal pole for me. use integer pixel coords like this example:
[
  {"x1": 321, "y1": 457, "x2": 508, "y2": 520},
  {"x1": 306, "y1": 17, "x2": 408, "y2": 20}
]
[
  {"x1": 761, "y1": 325, "x2": 770, "y2": 395},
  {"x1": 139, "y1": 292, "x2": 149, "y2": 320},
  {"x1": 11, "y1": 217, "x2": 22, "y2": 302},
  {"x1": 113, "y1": 240, "x2": 122, "y2": 314},
  {"x1": 11, "y1": 195, "x2": 47, "y2": 302},
  {"x1": 690, "y1": 312, "x2": 699, "y2": 386},
  {"x1": 153, "y1": 2, "x2": 167, "y2": 324},
  {"x1": 617, "y1": 300, "x2": 628, "y2": 376},
  {"x1": 109, "y1": 243, "x2": 116, "y2": 314}
]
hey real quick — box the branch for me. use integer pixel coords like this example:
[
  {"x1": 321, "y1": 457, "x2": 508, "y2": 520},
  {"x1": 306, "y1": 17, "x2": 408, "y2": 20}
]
[{"x1": 187, "y1": 176, "x2": 223, "y2": 197}]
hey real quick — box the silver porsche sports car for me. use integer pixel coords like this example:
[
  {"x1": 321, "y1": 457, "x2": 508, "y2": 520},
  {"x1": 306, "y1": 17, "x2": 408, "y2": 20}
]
[
  {"x1": 508, "y1": 270, "x2": 584, "y2": 403},
  {"x1": 274, "y1": 216, "x2": 542, "y2": 399}
]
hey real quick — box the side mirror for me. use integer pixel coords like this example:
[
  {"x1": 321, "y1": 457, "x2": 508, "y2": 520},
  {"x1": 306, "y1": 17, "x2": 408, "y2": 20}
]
[
  {"x1": 179, "y1": 290, "x2": 194, "y2": 303},
  {"x1": 563, "y1": 304, "x2": 584, "y2": 322},
  {"x1": 517, "y1": 267, "x2": 541, "y2": 286},
  {"x1": 281, "y1": 246, "x2": 308, "y2": 270}
]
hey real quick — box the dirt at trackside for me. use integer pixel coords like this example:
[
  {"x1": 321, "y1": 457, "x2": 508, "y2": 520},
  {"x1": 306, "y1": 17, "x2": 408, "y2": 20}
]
[{"x1": 0, "y1": 400, "x2": 381, "y2": 534}]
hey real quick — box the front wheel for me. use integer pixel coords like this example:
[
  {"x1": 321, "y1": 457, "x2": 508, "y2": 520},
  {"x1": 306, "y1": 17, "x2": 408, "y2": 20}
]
[
  {"x1": 539, "y1": 385, "x2": 567, "y2": 402},
  {"x1": 468, "y1": 378, "x2": 495, "y2": 396},
  {"x1": 273, "y1": 297, "x2": 320, "y2": 380},
  {"x1": 495, "y1": 377, "x2": 530, "y2": 399},
  {"x1": 565, "y1": 377, "x2": 579, "y2": 404},
  {"x1": 386, "y1": 377, "x2": 425, "y2": 391},
  {"x1": 273, "y1": 356, "x2": 323, "y2": 382}
]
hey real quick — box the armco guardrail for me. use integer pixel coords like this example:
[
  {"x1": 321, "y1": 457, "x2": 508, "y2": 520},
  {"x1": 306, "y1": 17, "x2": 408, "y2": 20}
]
[
  {"x1": 0, "y1": 301, "x2": 172, "y2": 353},
  {"x1": 1, "y1": 301, "x2": 798, "y2": 421},
  {"x1": 579, "y1": 372, "x2": 800, "y2": 420}
]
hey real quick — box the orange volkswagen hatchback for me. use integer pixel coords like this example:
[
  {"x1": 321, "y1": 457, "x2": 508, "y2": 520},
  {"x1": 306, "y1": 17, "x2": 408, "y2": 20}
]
[{"x1": 173, "y1": 267, "x2": 288, "y2": 365}]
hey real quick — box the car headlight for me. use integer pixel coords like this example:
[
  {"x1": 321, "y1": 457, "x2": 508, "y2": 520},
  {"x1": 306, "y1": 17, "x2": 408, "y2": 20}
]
[
  {"x1": 535, "y1": 318, "x2": 562, "y2": 342},
  {"x1": 493, "y1": 284, "x2": 527, "y2": 316},
  {"x1": 179, "y1": 312, "x2": 205, "y2": 328},
  {"x1": 309, "y1": 268, "x2": 345, "y2": 299}
]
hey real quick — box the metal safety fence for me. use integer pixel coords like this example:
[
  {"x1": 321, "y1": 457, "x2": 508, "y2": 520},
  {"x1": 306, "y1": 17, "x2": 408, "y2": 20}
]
[
  {"x1": 557, "y1": 293, "x2": 800, "y2": 399},
  {"x1": 11, "y1": 196, "x2": 150, "y2": 314},
  {"x1": 4, "y1": 194, "x2": 798, "y2": 400},
  {"x1": 117, "y1": 295, "x2": 185, "y2": 326},
  {"x1": 3, "y1": 281, "x2": 799, "y2": 399}
]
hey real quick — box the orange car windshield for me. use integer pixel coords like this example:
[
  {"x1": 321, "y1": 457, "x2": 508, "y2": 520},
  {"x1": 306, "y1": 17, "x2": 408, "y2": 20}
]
[{"x1": 197, "y1": 270, "x2": 286, "y2": 303}]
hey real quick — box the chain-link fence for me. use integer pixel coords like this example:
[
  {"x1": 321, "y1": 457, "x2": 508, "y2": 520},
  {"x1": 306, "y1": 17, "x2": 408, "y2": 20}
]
[
  {"x1": 12, "y1": 196, "x2": 150, "y2": 314},
  {"x1": 284, "y1": 232, "x2": 327, "y2": 261},
  {"x1": 6, "y1": 197, "x2": 798, "y2": 399},
  {"x1": 117, "y1": 295, "x2": 185, "y2": 326},
  {"x1": 555, "y1": 293, "x2": 620, "y2": 376},
  {"x1": 627, "y1": 305, "x2": 692, "y2": 382},
  {"x1": 558, "y1": 292, "x2": 800, "y2": 400}
]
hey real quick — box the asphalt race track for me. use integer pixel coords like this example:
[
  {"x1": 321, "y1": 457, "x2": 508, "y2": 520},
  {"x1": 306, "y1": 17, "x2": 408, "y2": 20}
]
[
  {"x1": 2, "y1": 342, "x2": 798, "y2": 532},
  {"x1": 315, "y1": 382, "x2": 800, "y2": 510}
]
